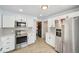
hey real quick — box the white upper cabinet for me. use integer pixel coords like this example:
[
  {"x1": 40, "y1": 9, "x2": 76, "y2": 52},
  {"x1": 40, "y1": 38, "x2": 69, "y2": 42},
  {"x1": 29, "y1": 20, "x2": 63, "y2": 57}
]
[
  {"x1": 27, "y1": 17, "x2": 34, "y2": 27},
  {"x1": 48, "y1": 19, "x2": 53, "y2": 27},
  {"x1": 15, "y1": 15, "x2": 22, "y2": 22},
  {"x1": 0, "y1": 9, "x2": 2, "y2": 28},
  {"x1": 48, "y1": 19, "x2": 55, "y2": 27},
  {"x1": 2, "y1": 13, "x2": 33, "y2": 28},
  {"x1": 0, "y1": 14, "x2": 1, "y2": 28},
  {"x1": 15, "y1": 15, "x2": 27, "y2": 22},
  {"x1": 3, "y1": 15, "x2": 15, "y2": 28},
  {"x1": 21, "y1": 16, "x2": 27, "y2": 22},
  {"x1": 52, "y1": 20, "x2": 55, "y2": 27}
]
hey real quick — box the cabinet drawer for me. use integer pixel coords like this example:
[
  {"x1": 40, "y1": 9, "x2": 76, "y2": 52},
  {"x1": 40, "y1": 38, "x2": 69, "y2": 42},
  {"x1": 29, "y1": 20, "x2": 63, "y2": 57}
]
[
  {"x1": 3, "y1": 41, "x2": 15, "y2": 46},
  {"x1": 1, "y1": 37, "x2": 14, "y2": 42},
  {"x1": 5, "y1": 38, "x2": 15, "y2": 42},
  {"x1": 1, "y1": 37, "x2": 15, "y2": 43}
]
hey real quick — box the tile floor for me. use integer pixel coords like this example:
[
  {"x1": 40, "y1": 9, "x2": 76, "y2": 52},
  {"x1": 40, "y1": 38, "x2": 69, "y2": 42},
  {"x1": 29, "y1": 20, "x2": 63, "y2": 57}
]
[{"x1": 12, "y1": 37, "x2": 56, "y2": 53}]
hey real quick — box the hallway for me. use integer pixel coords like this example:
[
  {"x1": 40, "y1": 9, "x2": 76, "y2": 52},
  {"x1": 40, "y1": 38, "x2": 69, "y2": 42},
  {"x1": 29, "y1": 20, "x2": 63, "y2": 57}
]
[{"x1": 12, "y1": 37, "x2": 56, "y2": 53}]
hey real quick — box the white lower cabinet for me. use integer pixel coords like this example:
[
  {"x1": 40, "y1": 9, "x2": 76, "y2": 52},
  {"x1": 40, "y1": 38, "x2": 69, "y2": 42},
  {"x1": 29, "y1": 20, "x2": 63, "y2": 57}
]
[
  {"x1": 27, "y1": 33, "x2": 36, "y2": 45},
  {"x1": 20, "y1": 42, "x2": 27, "y2": 48},
  {"x1": 0, "y1": 38, "x2": 3, "y2": 53},
  {"x1": 3, "y1": 15, "x2": 15, "y2": 28},
  {"x1": 1, "y1": 34, "x2": 15, "y2": 53},
  {"x1": 46, "y1": 32, "x2": 55, "y2": 47}
]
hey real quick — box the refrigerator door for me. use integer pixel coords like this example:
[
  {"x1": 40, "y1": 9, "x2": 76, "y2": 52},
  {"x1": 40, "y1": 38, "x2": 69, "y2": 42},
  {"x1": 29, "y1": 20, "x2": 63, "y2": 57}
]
[
  {"x1": 73, "y1": 17, "x2": 79, "y2": 53},
  {"x1": 63, "y1": 18, "x2": 73, "y2": 53}
]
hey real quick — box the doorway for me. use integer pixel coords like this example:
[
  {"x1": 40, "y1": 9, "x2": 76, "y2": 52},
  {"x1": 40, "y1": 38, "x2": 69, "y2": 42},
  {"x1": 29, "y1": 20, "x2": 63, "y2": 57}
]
[
  {"x1": 36, "y1": 21, "x2": 42, "y2": 37},
  {"x1": 42, "y1": 21, "x2": 48, "y2": 39}
]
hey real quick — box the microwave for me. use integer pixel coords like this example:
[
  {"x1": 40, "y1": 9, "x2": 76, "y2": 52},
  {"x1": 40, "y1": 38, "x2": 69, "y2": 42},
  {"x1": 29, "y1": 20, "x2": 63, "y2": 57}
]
[{"x1": 15, "y1": 21, "x2": 26, "y2": 27}]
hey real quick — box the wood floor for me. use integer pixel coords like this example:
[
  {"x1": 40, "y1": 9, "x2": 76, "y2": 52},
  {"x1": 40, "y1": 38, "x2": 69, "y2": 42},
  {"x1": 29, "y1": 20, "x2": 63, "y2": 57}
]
[{"x1": 12, "y1": 37, "x2": 56, "y2": 53}]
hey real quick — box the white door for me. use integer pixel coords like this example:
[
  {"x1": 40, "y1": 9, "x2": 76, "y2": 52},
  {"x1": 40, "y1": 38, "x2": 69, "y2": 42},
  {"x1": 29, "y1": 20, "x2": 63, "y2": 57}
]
[{"x1": 43, "y1": 21, "x2": 48, "y2": 39}]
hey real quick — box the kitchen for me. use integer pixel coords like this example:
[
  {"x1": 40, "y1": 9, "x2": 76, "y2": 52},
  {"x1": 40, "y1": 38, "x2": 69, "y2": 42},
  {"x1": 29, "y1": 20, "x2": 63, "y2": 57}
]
[{"x1": 0, "y1": 5, "x2": 79, "y2": 53}]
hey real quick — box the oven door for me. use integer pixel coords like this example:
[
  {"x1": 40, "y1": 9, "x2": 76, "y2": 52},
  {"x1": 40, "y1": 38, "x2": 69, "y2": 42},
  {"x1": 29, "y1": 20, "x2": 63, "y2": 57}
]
[{"x1": 16, "y1": 36, "x2": 27, "y2": 44}]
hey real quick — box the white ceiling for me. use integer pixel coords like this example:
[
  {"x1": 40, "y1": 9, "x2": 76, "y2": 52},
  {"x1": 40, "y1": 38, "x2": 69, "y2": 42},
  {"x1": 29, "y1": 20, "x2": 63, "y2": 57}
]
[{"x1": 0, "y1": 5, "x2": 79, "y2": 19}]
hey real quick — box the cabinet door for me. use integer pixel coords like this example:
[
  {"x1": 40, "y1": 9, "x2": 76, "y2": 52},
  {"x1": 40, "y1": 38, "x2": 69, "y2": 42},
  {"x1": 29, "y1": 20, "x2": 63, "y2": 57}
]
[
  {"x1": 46, "y1": 33, "x2": 55, "y2": 47},
  {"x1": 0, "y1": 14, "x2": 1, "y2": 28},
  {"x1": 15, "y1": 15, "x2": 22, "y2": 22},
  {"x1": 48, "y1": 20, "x2": 52, "y2": 27},
  {"x1": 3, "y1": 15, "x2": 15, "y2": 28},
  {"x1": 52, "y1": 20, "x2": 55, "y2": 27},
  {"x1": 21, "y1": 16, "x2": 27, "y2": 22},
  {"x1": 27, "y1": 18, "x2": 34, "y2": 27},
  {"x1": 15, "y1": 15, "x2": 26, "y2": 22},
  {"x1": 48, "y1": 36, "x2": 52, "y2": 45},
  {"x1": 28, "y1": 33, "x2": 35, "y2": 45},
  {"x1": 48, "y1": 19, "x2": 55, "y2": 27},
  {"x1": 1, "y1": 34, "x2": 15, "y2": 52},
  {"x1": 55, "y1": 37, "x2": 63, "y2": 52},
  {"x1": 46, "y1": 33, "x2": 49, "y2": 43}
]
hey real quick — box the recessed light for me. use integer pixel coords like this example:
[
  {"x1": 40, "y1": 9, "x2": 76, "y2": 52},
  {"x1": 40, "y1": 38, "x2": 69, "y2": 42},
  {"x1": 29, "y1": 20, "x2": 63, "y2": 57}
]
[
  {"x1": 40, "y1": 14, "x2": 42, "y2": 16},
  {"x1": 41, "y1": 5, "x2": 48, "y2": 10},
  {"x1": 33, "y1": 17, "x2": 37, "y2": 19},
  {"x1": 19, "y1": 9, "x2": 23, "y2": 12}
]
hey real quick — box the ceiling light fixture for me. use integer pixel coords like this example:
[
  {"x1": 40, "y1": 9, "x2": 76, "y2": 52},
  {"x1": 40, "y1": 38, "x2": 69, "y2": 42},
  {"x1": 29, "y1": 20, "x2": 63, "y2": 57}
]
[
  {"x1": 19, "y1": 9, "x2": 23, "y2": 12},
  {"x1": 41, "y1": 5, "x2": 48, "y2": 10}
]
